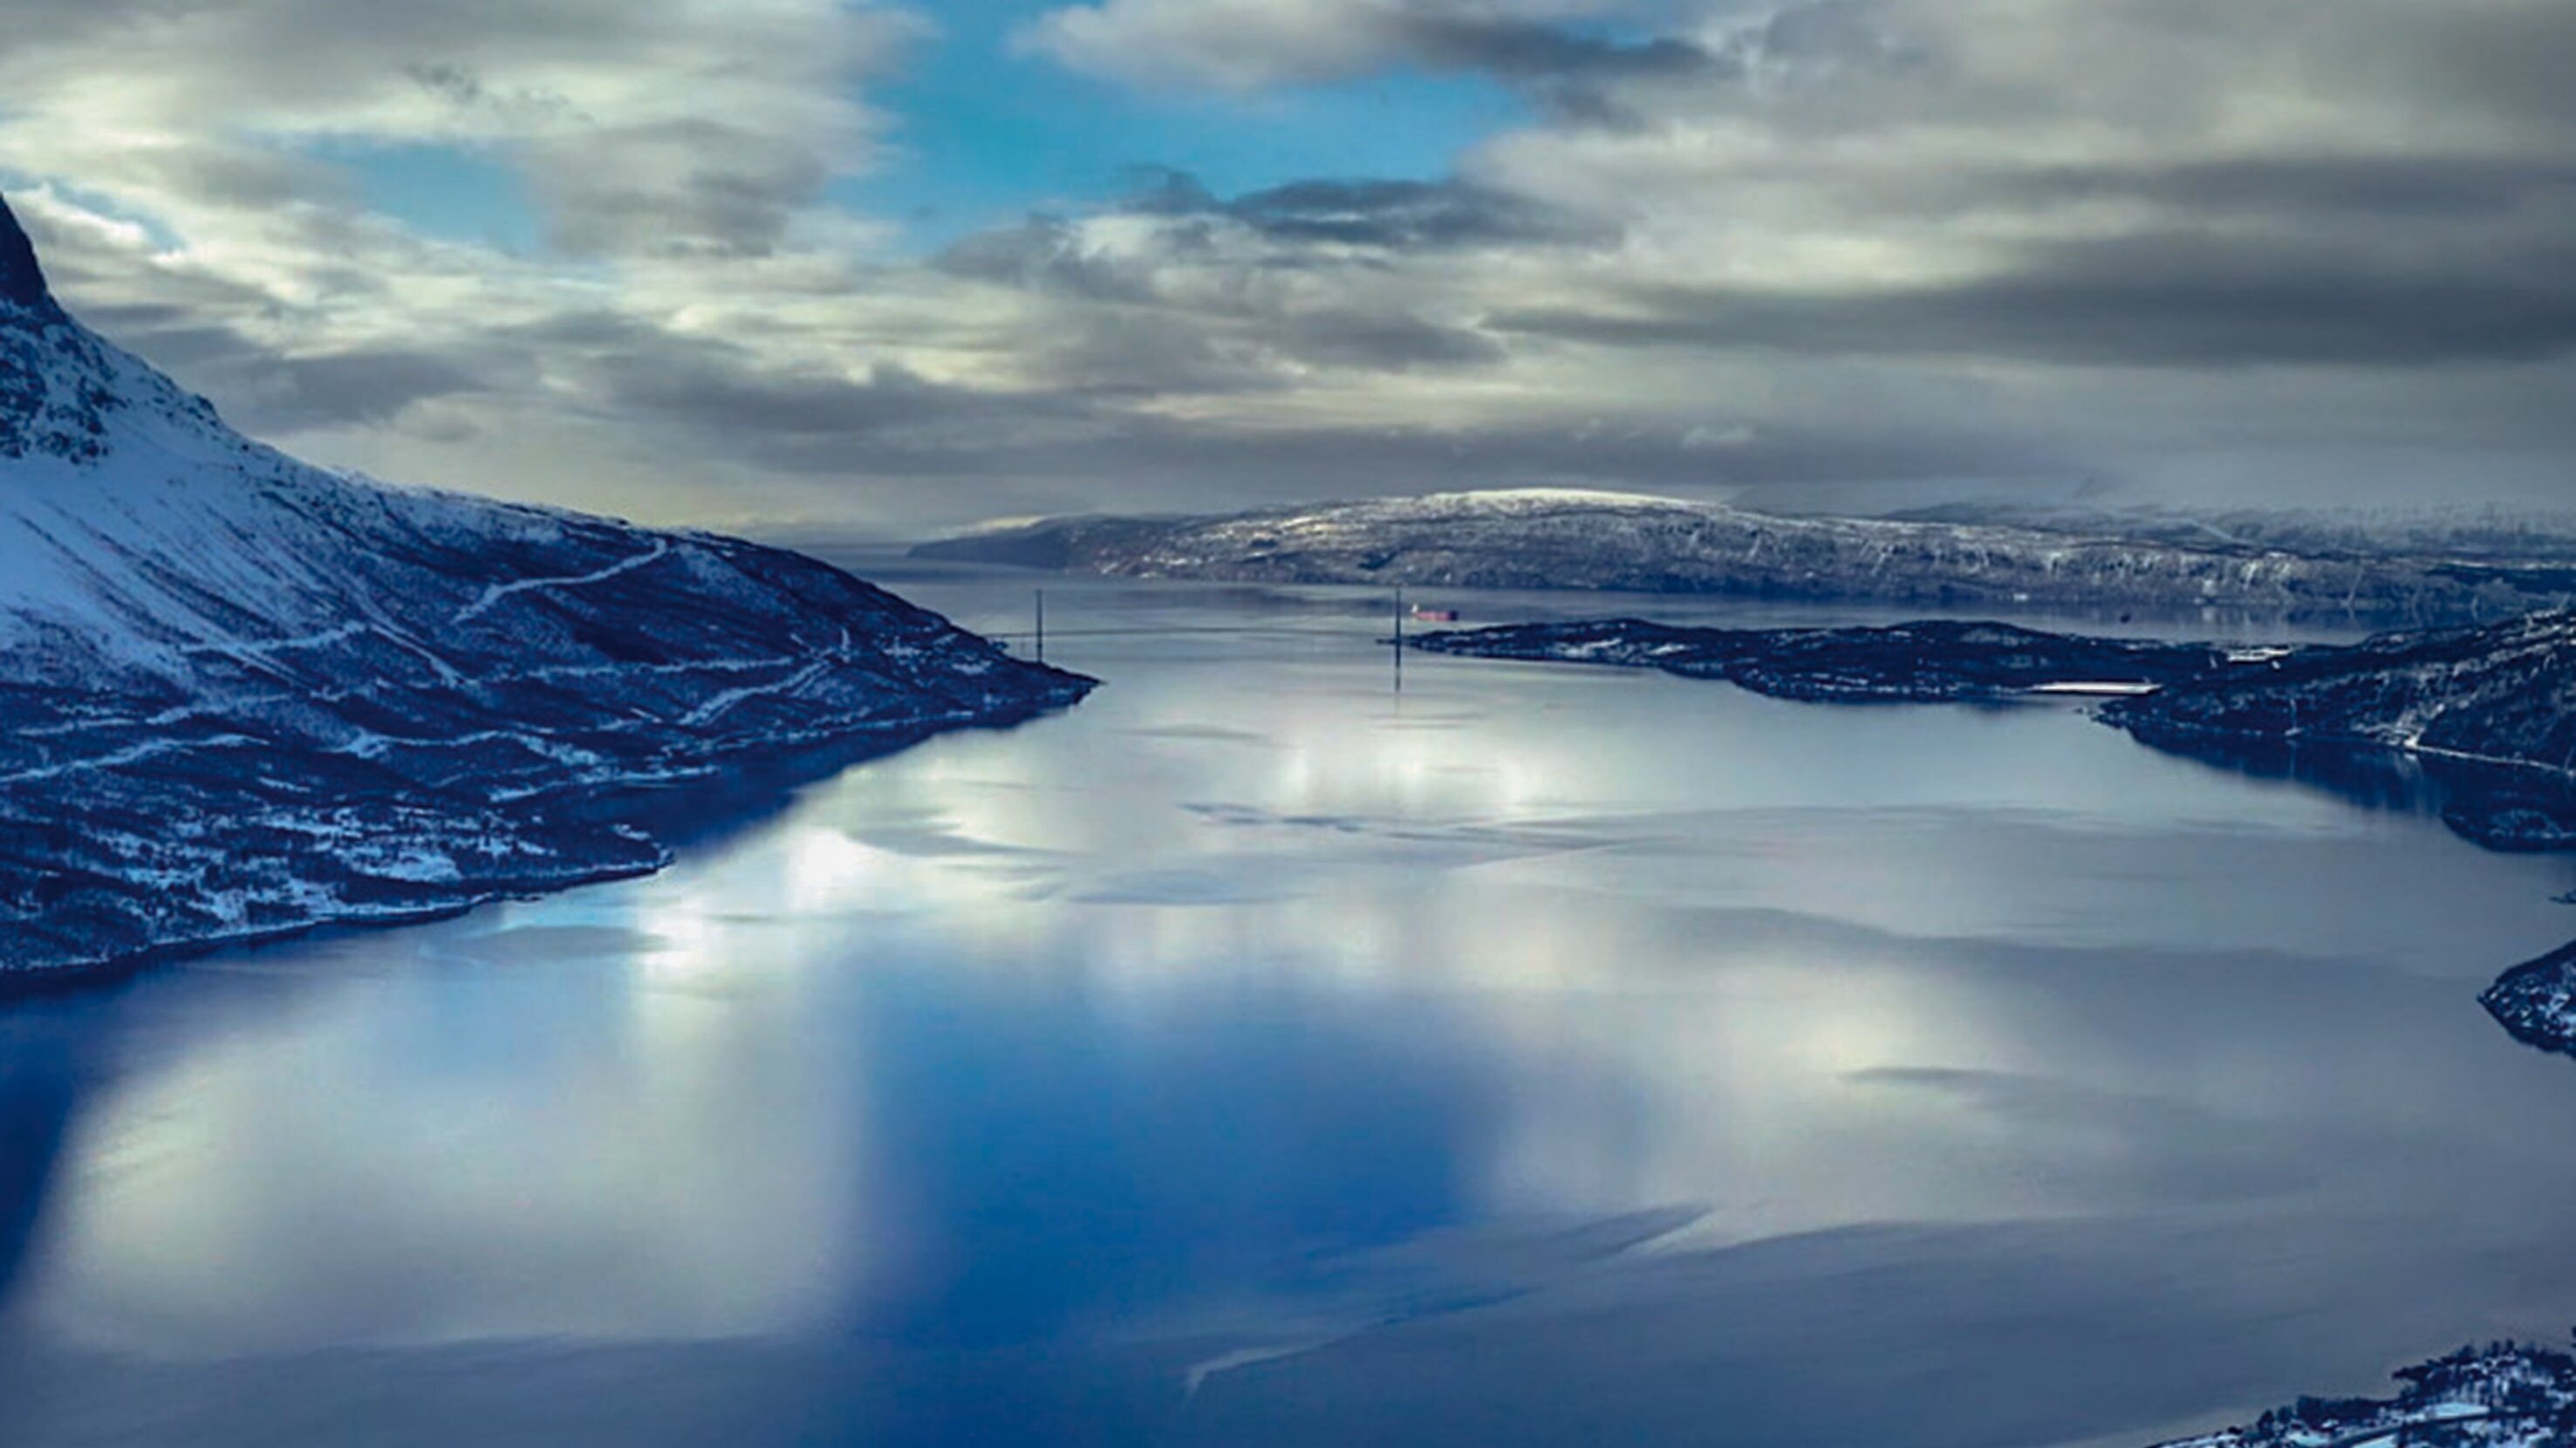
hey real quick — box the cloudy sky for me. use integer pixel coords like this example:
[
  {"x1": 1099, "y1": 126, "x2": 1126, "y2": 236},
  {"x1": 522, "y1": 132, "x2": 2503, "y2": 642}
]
[{"x1": 3, "y1": 0, "x2": 2572, "y2": 533}]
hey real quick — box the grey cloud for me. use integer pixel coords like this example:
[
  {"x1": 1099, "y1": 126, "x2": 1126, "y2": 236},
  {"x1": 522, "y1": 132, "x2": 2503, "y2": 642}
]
[
  {"x1": 943, "y1": 174, "x2": 1611, "y2": 283},
  {"x1": 79, "y1": 320, "x2": 249, "y2": 372},
  {"x1": 943, "y1": 225, "x2": 1514, "y2": 386},
  {"x1": 1397, "y1": 15, "x2": 1723, "y2": 83},
  {"x1": 17, "y1": 0, "x2": 2576, "y2": 528},
  {"x1": 1399, "y1": 14, "x2": 1741, "y2": 128},
  {"x1": 844, "y1": 413, "x2": 2074, "y2": 534},
  {"x1": 933, "y1": 175, "x2": 1548, "y2": 389},
  {"x1": 18, "y1": 201, "x2": 505, "y2": 435},
  {"x1": 2374, "y1": 0, "x2": 2576, "y2": 132},
  {"x1": 0, "y1": 0, "x2": 909, "y2": 266},
  {"x1": 482, "y1": 284, "x2": 2046, "y2": 511},
  {"x1": 497, "y1": 309, "x2": 663, "y2": 352},
  {"x1": 523, "y1": 320, "x2": 1110, "y2": 480},
  {"x1": 39, "y1": 249, "x2": 281, "y2": 331},
  {"x1": 114, "y1": 322, "x2": 495, "y2": 432},
  {"x1": 935, "y1": 216, "x2": 1176, "y2": 302},
  {"x1": 992, "y1": 298, "x2": 1505, "y2": 398},
  {"x1": 1268, "y1": 311, "x2": 1506, "y2": 370},
  {"x1": 599, "y1": 355, "x2": 1028, "y2": 441},
  {"x1": 1498, "y1": 229, "x2": 2576, "y2": 368},
  {"x1": 28, "y1": 231, "x2": 489, "y2": 434},
  {"x1": 1022, "y1": 309, "x2": 1269, "y2": 398},
  {"x1": 1080, "y1": 415, "x2": 2059, "y2": 495},
  {"x1": 1216, "y1": 178, "x2": 1616, "y2": 249},
  {"x1": 400, "y1": 60, "x2": 578, "y2": 130},
  {"x1": 523, "y1": 120, "x2": 830, "y2": 260},
  {"x1": 1734, "y1": 0, "x2": 1930, "y2": 73},
  {"x1": 72, "y1": 303, "x2": 283, "y2": 379},
  {"x1": 1991, "y1": 157, "x2": 2576, "y2": 221},
  {"x1": 1023, "y1": 0, "x2": 1732, "y2": 96},
  {"x1": 222, "y1": 348, "x2": 493, "y2": 431},
  {"x1": 84, "y1": 310, "x2": 493, "y2": 432}
]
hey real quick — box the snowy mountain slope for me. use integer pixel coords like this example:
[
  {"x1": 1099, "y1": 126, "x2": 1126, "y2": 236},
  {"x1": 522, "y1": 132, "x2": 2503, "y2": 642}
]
[
  {"x1": 0, "y1": 193, "x2": 1092, "y2": 980},
  {"x1": 1873, "y1": 495, "x2": 2576, "y2": 563},
  {"x1": 916, "y1": 490, "x2": 2576, "y2": 623}
]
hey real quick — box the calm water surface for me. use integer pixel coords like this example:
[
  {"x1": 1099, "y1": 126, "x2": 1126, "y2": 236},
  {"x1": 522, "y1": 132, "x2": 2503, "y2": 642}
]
[{"x1": 4, "y1": 568, "x2": 2576, "y2": 1448}]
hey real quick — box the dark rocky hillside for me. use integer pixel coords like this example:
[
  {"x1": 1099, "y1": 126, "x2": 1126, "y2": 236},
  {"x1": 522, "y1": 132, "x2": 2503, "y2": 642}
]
[{"x1": 0, "y1": 192, "x2": 1092, "y2": 980}]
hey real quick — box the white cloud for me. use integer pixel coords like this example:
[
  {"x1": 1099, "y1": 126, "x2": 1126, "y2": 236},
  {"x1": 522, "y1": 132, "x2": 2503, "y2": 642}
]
[
  {"x1": 1016, "y1": 0, "x2": 1632, "y2": 92},
  {"x1": 0, "y1": 0, "x2": 919, "y2": 258},
  {"x1": 3, "y1": 0, "x2": 2574, "y2": 529}
]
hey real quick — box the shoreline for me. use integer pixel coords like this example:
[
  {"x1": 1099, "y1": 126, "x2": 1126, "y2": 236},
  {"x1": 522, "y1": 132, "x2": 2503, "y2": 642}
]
[{"x1": 0, "y1": 690, "x2": 1091, "y2": 995}]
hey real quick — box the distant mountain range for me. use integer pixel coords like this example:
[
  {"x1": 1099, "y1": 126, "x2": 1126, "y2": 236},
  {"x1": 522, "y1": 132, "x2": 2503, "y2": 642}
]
[
  {"x1": 916, "y1": 489, "x2": 2576, "y2": 624},
  {"x1": 0, "y1": 193, "x2": 1090, "y2": 981},
  {"x1": 1878, "y1": 496, "x2": 2576, "y2": 566}
]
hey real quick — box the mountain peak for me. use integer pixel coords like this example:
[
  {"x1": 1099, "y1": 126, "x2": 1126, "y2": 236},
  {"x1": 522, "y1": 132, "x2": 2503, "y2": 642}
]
[
  {"x1": 0, "y1": 194, "x2": 51, "y2": 311},
  {"x1": 0, "y1": 208, "x2": 1094, "y2": 976}
]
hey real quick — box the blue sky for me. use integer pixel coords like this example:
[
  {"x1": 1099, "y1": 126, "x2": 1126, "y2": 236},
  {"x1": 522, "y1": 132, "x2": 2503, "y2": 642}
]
[
  {"x1": 341, "y1": 0, "x2": 1529, "y2": 256},
  {"x1": 339, "y1": 143, "x2": 543, "y2": 253},
  {"x1": 853, "y1": 0, "x2": 1528, "y2": 247}
]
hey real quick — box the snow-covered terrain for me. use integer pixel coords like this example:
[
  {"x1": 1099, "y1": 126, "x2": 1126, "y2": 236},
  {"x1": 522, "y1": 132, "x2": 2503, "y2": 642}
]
[
  {"x1": 2099, "y1": 611, "x2": 2576, "y2": 850},
  {"x1": 914, "y1": 490, "x2": 2576, "y2": 623},
  {"x1": 2481, "y1": 939, "x2": 2576, "y2": 1063},
  {"x1": 0, "y1": 194, "x2": 1092, "y2": 980},
  {"x1": 1407, "y1": 617, "x2": 2231, "y2": 702},
  {"x1": 1882, "y1": 497, "x2": 2576, "y2": 570},
  {"x1": 1418, "y1": 608, "x2": 2576, "y2": 850},
  {"x1": 2153, "y1": 1341, "x2": 2576, "y2": 1447}
]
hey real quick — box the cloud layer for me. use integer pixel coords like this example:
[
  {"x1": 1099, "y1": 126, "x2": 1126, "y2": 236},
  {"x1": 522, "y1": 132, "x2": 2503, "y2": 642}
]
[{"x1": 3, "y1": 0, "x2": 2571, "y2": 529}]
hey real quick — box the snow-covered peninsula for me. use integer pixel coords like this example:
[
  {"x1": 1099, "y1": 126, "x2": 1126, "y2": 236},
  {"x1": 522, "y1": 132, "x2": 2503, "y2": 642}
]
[{"x1": 0, "y1": 194, "x2": 1091, "y2": 980}]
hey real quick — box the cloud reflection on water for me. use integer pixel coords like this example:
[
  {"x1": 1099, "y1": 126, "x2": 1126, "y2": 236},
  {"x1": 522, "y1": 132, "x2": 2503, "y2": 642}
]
[{"x1": 9, "y1": 582, "x2": 2576, "y2": 1448}]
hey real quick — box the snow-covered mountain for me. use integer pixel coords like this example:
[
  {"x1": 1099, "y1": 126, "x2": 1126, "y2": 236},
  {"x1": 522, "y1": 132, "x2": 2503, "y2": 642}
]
[
  {"x1": 916, "y1": 489, "x2": 2576, "y2": 623},
  {"x1": 1880, "y1": 497, "x2": 2576, "y2": 568},
  {"x1": 0, "y1": 193, "x2": 1092, "y2": 980}
]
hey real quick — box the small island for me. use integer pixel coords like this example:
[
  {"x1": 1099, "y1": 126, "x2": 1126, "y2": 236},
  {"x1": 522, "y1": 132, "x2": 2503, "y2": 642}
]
[
  {"x1": 1404, "y1": 617, "x2": 2233, "y2": 703},
  {"x1": 2480, "y1": 940, "x2": 2576, "y2": 1062}
]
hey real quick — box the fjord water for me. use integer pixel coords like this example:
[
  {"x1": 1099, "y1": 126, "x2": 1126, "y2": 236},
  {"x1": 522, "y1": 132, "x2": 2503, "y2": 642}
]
[{"x1": 5, "y1": 568, "x2": 2576, "y2": 1448}]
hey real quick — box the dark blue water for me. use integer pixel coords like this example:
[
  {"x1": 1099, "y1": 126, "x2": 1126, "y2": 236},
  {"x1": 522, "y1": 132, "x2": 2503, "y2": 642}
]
[{"x1": 4, "y1": 570, "x2": 2576, "y2": 1448}]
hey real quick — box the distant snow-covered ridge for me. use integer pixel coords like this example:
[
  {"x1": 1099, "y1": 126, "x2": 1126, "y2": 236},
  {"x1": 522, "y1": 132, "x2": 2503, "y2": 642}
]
[
  {"x1": 914, "y1": 489, "x2": 2576, "y2": 623},
  {"x1": 0, "y1": 193, "x2": 1092, "y2": 980}
]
